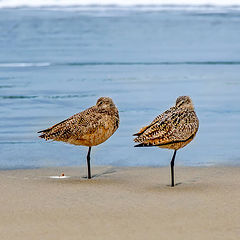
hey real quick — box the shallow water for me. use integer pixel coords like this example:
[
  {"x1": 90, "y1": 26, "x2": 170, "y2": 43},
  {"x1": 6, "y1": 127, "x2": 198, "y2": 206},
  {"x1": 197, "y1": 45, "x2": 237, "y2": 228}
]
[{"x1": 1, "y1": 6, "x2": 240, "y2": 169}]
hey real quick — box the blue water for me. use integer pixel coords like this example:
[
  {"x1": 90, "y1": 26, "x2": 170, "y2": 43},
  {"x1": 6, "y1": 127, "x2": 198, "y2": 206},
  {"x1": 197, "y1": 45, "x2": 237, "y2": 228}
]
[{"x1": 1, "y1": 6, "x2": 240, "y2": 169}]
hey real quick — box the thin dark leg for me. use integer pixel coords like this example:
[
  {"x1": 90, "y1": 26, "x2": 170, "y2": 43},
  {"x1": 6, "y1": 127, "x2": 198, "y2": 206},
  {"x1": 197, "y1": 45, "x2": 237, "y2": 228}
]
[
  {"x1": 170, "y1": 150, "x2": 177, "y2": 187},
  {"x1": 87, "y1": 147, "x2": 92, "y2": 179}
]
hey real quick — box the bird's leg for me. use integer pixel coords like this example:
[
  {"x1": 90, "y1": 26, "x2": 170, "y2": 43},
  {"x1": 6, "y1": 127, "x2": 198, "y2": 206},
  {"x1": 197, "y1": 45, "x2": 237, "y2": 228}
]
[
  {"x1": 170, "y1": 150, "x2": 177, "y2": 187},
  {"x1": 87, "y1": 147, "x2": 92, "y2": 179}
]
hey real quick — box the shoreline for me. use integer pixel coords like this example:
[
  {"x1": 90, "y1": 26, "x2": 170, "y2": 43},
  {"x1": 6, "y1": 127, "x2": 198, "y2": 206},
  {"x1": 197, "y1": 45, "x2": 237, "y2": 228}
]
[
  {"x1": 1, "y1": 162, "x2": 239, "y2": 171},
  {"x1": 1, "y1": 166, "x2": 240, "y2": 239}
]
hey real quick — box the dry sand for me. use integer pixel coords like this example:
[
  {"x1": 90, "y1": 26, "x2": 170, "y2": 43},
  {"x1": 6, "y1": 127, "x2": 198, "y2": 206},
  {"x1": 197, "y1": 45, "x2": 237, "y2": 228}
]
[{"x1": 0, "y1": 166, "x2": 239, "y2": 240}]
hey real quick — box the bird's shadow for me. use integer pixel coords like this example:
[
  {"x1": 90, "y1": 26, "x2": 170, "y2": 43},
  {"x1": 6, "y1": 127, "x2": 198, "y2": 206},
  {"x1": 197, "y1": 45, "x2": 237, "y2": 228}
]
[
  {"x1": 166, "y1": 182, "x2": 182, "y2": 187},
  {"x1": 81, "y1": 168, "x2": 117, "y2": 179}
]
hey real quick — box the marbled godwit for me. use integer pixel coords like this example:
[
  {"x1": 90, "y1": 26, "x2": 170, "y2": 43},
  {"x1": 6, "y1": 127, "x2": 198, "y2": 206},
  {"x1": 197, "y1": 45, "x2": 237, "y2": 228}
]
[
  {"x1": 38, "y1": 97, "x2": 119, "y2": 179},
  {"x1": 133, "y1": 96, "x2": 199, "y2": 187}
]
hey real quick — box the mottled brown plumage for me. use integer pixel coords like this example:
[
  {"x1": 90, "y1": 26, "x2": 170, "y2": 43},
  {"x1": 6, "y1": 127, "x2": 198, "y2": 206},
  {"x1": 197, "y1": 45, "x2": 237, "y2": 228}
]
[
  {"x1": 134, "y1": 96, "x2": 199, "y2": 187},
  {"x1": 38, "y1": 97, "x2": 119, "y2": 179}
]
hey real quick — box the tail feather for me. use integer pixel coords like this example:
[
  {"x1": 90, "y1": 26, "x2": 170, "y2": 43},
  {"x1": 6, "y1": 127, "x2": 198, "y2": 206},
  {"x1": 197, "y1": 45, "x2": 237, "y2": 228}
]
[
  {"x1": 38, "y1": 128, "x2": 53, "y2": 140},
  {"x1": 134, "y1": 143, "x2": 155, "y2": 147},
  {"x1": 38, "y1": 128, "x2": 50, "y2": 134},
  {"x1": 133, "y1": 124, "x2": 154, "y2": 137},
  {"x1": 133, "y1": 132, "x2": 141, "y2": 136},
  {"x1": 38, "y1": 118, "x2": 69, "y2": 140}
]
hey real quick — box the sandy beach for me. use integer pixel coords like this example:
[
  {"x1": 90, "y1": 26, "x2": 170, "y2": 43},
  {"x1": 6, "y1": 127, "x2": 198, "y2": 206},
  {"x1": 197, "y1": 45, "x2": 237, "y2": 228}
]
[{"x1": 0, "y1": 166, "x2": 239, "y2": 240}]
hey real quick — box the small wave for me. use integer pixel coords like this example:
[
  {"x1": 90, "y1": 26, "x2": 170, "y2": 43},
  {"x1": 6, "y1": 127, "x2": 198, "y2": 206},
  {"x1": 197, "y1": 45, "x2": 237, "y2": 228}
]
[
  {"x1": 0, "y1": 94, "x2": 96, "y2": 100},
  {"x1": 1, "y1": 1, "x2": 240, "y2": 10},
  {"x1": 1, "y1": 61, "x2": 239, "y2": 69},
  {"x1": 0, "y1": 63, "x2": 51, "y2": 68},
  {"x1": 0, "y1": 95, "x2": 37, "y2": 99},
  {"x1": 48, "y1": 93, "x2": 96, "y2": 99},
  {"x1": 65, "y1": 61, "x2": 240, "y2": 66},
  {"x1": 0, "y1": 85, "x2": 13, "y2": 89},
  {"x1": 0, "y1": 141, "x2": 36, "y2": 144}
]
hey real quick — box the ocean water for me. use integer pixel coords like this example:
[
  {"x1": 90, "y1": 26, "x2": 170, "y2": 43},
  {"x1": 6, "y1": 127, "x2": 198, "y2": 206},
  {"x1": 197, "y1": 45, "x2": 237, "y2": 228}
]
[{"x1": 1, "y1": 4, "x2": 240, "y2": 169}]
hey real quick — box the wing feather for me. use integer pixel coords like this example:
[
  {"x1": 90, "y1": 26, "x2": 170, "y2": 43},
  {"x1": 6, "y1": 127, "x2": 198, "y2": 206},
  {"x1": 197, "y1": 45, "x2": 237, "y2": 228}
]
[
  {"x1": 38, "y1": 106, "x2": 104, "y2": 141},
  {"x1": 133, "y1": 108, "x2": 173, "y2": 136}
]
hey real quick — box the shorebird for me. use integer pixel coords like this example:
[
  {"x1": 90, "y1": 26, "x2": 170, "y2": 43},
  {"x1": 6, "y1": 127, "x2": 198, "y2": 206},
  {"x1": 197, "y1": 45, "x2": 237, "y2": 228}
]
[
  {"x1": 38, "y1": 97, "x2": 119, "y2": 179},
  {"x1": 133, "y1": 96, "x2": 199, "y2": 187}
]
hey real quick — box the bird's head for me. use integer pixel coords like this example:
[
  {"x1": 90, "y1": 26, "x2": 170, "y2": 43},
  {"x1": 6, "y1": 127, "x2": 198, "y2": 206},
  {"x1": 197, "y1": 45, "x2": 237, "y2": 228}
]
[
  {"x1": 96, "y1": 97, "x2": 116, "y2": 110},
  {"x1": 175, "y1": 96, "x2": 194, "y2": 110}
]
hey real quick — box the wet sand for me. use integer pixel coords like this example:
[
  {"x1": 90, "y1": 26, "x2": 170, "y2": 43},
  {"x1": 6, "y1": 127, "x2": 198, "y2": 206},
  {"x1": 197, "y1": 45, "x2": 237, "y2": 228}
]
[{"x1": 0, "y1": 166, "x2": 240, "y2": 240}]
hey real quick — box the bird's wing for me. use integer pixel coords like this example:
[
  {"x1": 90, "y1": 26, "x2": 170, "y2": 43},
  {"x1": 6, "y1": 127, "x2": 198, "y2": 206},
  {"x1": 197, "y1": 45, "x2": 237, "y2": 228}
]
[
  {"x1": 38, "y1": 106, "x2": 104, "y2": 141},
  {"x1": 133, "y1": 108, "x2": 173, "y2": 136},
  {"x1": 134, "y1": 109, "x2": 199, "y2": 146}
]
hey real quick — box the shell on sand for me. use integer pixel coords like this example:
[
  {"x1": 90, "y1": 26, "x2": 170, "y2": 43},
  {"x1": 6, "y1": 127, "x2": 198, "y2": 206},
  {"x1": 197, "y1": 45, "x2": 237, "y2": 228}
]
[
  {"x1": 38, "y1": 97, "x2": 119, "y2": 147},
  {"x1": 134, "y1": 96, "x2": 199, "y2": 150}
]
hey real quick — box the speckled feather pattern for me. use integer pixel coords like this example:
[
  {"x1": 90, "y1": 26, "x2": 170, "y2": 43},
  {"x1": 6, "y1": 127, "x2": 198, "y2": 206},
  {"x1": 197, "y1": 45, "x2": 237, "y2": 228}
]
[
  {"x1": 38, "y1": 97, "x2": 119, "y2": 147},
  {"x1": 134, "y1": 96, "x2": 199, "y2": 150}
]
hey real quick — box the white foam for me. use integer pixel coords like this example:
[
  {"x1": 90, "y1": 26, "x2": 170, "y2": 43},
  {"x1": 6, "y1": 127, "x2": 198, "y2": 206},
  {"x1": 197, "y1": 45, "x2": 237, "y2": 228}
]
[
  {"x1": 0, "y1": 63, "x2": 51, "y2": 67},
  {"x1": 49, "y1": 175, "x2": 70, "y2": 179},
  {"x1": 0, "y1": 0, "x2": 240, "y2": 9}
]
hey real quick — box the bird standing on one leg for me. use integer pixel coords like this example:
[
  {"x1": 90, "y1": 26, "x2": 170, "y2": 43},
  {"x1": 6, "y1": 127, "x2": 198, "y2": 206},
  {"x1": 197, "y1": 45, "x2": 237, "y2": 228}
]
[
  {"x1": 133, "y1": 96, "x2": 199, "y2": 187},
  {"x1": 38, "y1": 97, "x2": 119, "y2": 179}
]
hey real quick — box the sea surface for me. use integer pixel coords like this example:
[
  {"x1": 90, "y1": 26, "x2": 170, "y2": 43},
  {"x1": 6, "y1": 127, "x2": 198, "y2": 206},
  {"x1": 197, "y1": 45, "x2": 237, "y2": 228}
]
[{"x1": 1, "y1": 4, "x2": 240, "y2": 169}]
